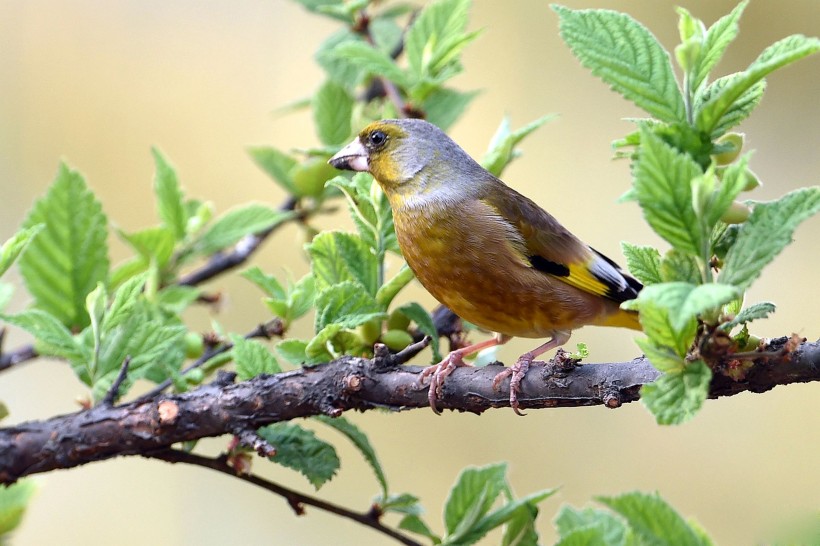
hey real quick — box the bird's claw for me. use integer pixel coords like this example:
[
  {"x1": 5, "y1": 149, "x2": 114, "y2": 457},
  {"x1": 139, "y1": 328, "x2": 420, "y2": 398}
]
[
  {"x1": 418, "y1": 352, "x2": 471, "y2": 414},
  {"x1": 492, "y1": 356, "x2": 533, "y2": 416}
]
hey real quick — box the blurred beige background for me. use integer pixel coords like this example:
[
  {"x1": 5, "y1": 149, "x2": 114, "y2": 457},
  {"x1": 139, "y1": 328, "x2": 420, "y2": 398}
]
[{"x1": 1, "y1": 1, "x2": 818, "y2": 544}]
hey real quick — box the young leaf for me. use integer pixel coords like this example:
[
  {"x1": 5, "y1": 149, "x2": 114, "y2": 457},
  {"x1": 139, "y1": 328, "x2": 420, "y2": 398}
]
[
  {"x1": 315, "y1": 29, "x2": 365, "y2": 88},
  {"x1": 119, "y1": 226, "x2": 176, "y2": 269},
  {"x1": 501, "y1": 502, "x2": 539, "y2": 546},
  {"x1": 659, "y1": 249, "x2": 701, "y2": 284},
  {"x1": 639, "y1": 282, "x2": 738, "y2": 332},
  {"x1": 554, "y1": 505, "x2": 629, "y2": 546},
  {"x1": 399, "y1": 514, "x2": 441, "y2": 542},
  {"x1": 197, "y1": 204, "x2": 291, "y2": 255},
  {"x1": 621, "y1": 243, "x2": 662, "y2": 285},
  {"x1": 314, "y1": 281, "x2": 384, "y2": 331},
  {"x1": 0, "y1": 283, "x2": 13, "y2": 313},
  {"x1": 641, "y1": 360, "x2": 712, "y2": 425},
  {"x1": 397, "y1": 302, "x2": 442, "y2": 362},
  {"x1": 325, "y1": 41, "x2": 410, "y2": 89},
  {"x1": 695, "y1": 75, "x2": 766, "y2": 136},
  {"x1": 242, "y1": 266, "x2": 286, "y2": 299},
  {"x1": 0, "y1": 225, "x2": 43, "y2": 278},
  {"x1": 313, "y1": 80, "x2": 353, "y2": 146},
  {"x1": 721, "y1": 301, "x2": 775, "y2": 330},
  {"x1": 275, "y1": 338, "x2": 309, "y2": 366},
  {"x1": 0, "y1": 479, "x2": 37, "y2": 536},
  {"x1": 0, "y1": 309, "x2": 89, "y2": 363},
  {"x1": 481, "y1": 115, "x2": 556, "y2": 177},
  {"x1": 690, "y1": 1, "x2": 748, "y2": 91},
  {"x1": 257, "y1": 423, "x2": 340, "y2": 489},
  {"x1": 553, "y1": 5, "x2": 685, "y2": 123},
  {"x1": 597, "y1": 491, "x2": 713, "y2": 545},
  {"x1": 424, "y1": 88, "x2": 480, "y2": 131},
  {"x1": 307, "y1": 231, "x2": 378, "y2": 295},
  {"x1": 156, "y1": 285, "x2": 201, "y2": 315},
  {"x1": 152, "y1": 148, "x2": 187, "y2": 240},
  {"x1": 443, "y1": 462, "x2": 507, "y2": 538},
  {"x1": 19, "y1": 163, "x2": 110, "y2": 330},
  {"x1": 231, "y1": 335, "x2": 282, "y2": 381},
  {"x1": 315, "y1": 415, "x2": 388, "y2": 497},
  {"x1": 720, "y1": 187, "x2": 820, "y2": 290},
  {"x1": 633, "y1": 128, "x2": 704, "y2": 256},
  {"x1": 247, "y1": 146, "x2": 299, "y2": 194},
  {"x1": 454, "y1": 488, "x2": 557, "y2": 546},
  {"x1": 696, "y1": 34, "x2": 820, "y2": 135}
]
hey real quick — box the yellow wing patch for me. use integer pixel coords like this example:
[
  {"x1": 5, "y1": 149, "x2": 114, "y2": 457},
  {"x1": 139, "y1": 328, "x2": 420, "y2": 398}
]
[{"x1": 564, "y1": 261, "x2": 611, "y2": 298}]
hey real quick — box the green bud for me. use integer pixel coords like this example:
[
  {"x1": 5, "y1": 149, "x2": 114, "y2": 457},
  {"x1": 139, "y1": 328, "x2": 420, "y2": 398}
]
[
  {"x1": 675, "y1": 39, "x2": 702, "y2": 73},
  {"x1": 675, "y1": 7, "x2": 704, "y2": 42},
  {"x1": 711, "y1": 133, "x2": 744, "y2": 165},
  {"x1": 292, "y1": 157, "x2": 337, "y2": 198},
  {"x1": 386, "y1": 309, "x2": 411, "y2": 331},
  {"x1": 381, "y1": 329, "x2": 414, "y2": 351},
  {"x1": 184, "y1": 331, "x2": 205, "y2": 359},
  {"x1": 741, "y1": 168, "x2": 762, "y2": 191},
  {"x1": 720, "y1": 201, "x2": 751, "y2": 224},
  {"x1": 691, "y1": 170, "x2": 716, "y2": 219},
  {"x1": 357, "y1": 319, "x2": 382, "y2": 346}
]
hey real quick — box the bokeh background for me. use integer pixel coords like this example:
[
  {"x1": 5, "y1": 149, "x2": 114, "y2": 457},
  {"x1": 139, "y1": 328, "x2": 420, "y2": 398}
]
[{"x1": 1, "y1": 1, "x2": 818, "y2": 544}]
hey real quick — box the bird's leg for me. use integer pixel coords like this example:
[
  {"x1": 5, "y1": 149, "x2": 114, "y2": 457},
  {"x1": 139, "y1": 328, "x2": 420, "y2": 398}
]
[
  {"x1": 419, "y1": 333, "x2": 510, "y2": 414},
  {"x1": 492, "y1": 331, "x2": 572, "y2": 415}
]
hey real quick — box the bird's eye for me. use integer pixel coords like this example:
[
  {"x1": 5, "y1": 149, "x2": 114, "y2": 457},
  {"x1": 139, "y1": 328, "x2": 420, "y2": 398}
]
[{"x1": 368, "y1": 130, "x2": 387, "y2": 148}]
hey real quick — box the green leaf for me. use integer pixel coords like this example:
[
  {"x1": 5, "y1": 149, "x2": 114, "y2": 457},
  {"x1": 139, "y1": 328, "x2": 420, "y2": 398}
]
[
  {"x1": 313, "y1": 80, "x2": 353, "y2": 146},
  {"x1": 404, "y1": 0, "x2": 478, "y2": 83},
  {"x1": 326, "y1": 41, "x2": 410, "y2": 89},
  {"x1": 19, "y1": 163, "x2": 110, "y2": 330},
  {"x1": 327, "y1": 174, "x2": 398, "y2": 256},
  {"x1": 0, "y1": 225, "x2": 43, "y2": 278},
  {"x1": 452, "y1": 488, "x2": 557, "y2": 546},
  {"x1": 315, "y1": 415, "x2": 388, "y2": 497},
  {"x1": 275, "y1": 338, "x2": 309, "y2": 366},
  {"x1": 314, "y1": 281, "x2": 385, "y2": 332},
  {"x1": 247, "y1": 146, "x2": 298, "y2": 194},
  {"x1": 597, "y1": 491, "x2": 712, "y2": 545},
  {"x1": 315, "y1": 29, "x2": 365, "y2": 88},
  {"x1": 481, "y1": 115, "x2": 556, "y2": 177},
  {"x1": 554, "y1": 505, "x2": 629, "y2": 546},
  {"x1": 696, "y1": 34, "x2": 820, "y2": 135},
  {"x1": 444, "y1": 463, "x2": 507, "y2": 537},
  {"x1": 634, "y1": 337, "x2": 684, "y2": 374},
  {"x1": 690, "y1": 1, "x2": 748, "y2": 91},
  {"x1": 659, "y1": 249, "x2": 701, "y2": 284},
  {"x1": 305, "y1": 323, "x2": 342, "y2": 361},
  {"x1": 242, "y1": 266, "x2": 286, "y2": 299},
  {"x1": 119, "y1": 226, "x2": 176, "y2": 268},
  {"x1": 399, "y1": 514, "x2": 441, "y2": 542},
  {"x1": 156, "y1": 285, "x2": 201, "y2": 314},
  {"x1": 397, "y1": 302, "x2": 442, "y2": 362},
  {"x1": 633, "y1": 128, "x2": 704, "y2": 255},
  {"x1": 152, "y1": 148, "x2": 187, "y2": 240},
  {"x1": 553, "y1": 5, "x2": 685, "y2": 123},
  {"x1": 639, "y1": 282, "x2": 738, "y2": 332},
  {"x1": 258, "y1": 423, "x2": 340, "y2": 489},
  {"x1": 695, "y1": 75, "x2": 766, "y2": 136},
  {"x1": 0, "y1": 283, "x2": 13, "y2": 313},
  {"x1": 307, "y1": 231, "x2": 378, "y2": 296},
  {"x1": 380, "y1": 493, "x2": 423, "y2": 516},
  {"x1": 0, "y1": 479, "x2": 37, "y2": 536},
  {"x1": 704, "y1": 157, "x2": 750, "y2": 230},
  {"x1": 424, "y1": 88, "x2": 480, "y2": 131},
  {"x1": 376, "y1": 265, "x2": 415, "y2": 309},
  {"x1": 721, "y1": 301, "x2": 775, "y2": 330},
  {"x1": 641, "y1": 360, "x2": 712, "y2": 425},
  {"x1": 1, "y1": 309, "x2": 88, "y2": 363},
  {"x1": 501, "y1": 502, "x2": 539, "y2": 546},
  {"x1": 231, "y1": 335, "x2": 282, "y2": 381},
  {"x1": 720, "y1": 187, "x2": 820, "y2": 290},
  {"x1": 287, "y1": 273, "x2": 316, "y2": 322},
  {"x1": 197, "y1": 204, "x2": 291, "y2": 255},
  {"x1": 621, "y1": 243, "x2": 662, "y2": 285}
]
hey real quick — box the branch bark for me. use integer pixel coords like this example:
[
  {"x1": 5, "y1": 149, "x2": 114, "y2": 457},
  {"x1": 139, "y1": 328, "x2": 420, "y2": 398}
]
[{"x1": 1, "y1": 337, "x2": 817, "y2": 484}]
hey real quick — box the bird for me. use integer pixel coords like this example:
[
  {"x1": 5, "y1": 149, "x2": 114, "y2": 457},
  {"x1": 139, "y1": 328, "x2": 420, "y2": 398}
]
[{"x1": 329, "y1": 118, "x2": 642, "y2": 414}]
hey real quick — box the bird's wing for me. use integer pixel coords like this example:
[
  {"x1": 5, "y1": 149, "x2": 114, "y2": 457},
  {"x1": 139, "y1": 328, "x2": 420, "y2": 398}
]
[{"x1": 480, "y1": 182, "x2": 641, "y2": 303}]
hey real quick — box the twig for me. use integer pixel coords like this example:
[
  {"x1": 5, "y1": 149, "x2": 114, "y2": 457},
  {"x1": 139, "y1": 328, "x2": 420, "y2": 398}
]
[
  {"x1": 102, "y1": 356, "x2": 132, "y2": 406},
  {"x1": 0, "y1": 342, "x2": 37, "y2": 372},
  {"x1": 148, "y1": 448, "x2": 422, "y2": 546}
]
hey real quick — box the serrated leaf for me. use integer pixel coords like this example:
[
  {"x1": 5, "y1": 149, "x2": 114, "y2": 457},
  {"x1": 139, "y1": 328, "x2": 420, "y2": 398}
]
[
  {"x1": 0, "y1": 479, "x2": 37, "y2": 536},
  {"x1": 152, "y1": 148, "x2": 187, "y2": 240},
  {"x1": 397, "y1": 302, "x2": 442, "y2": 362},
  {"x1": 721, "y1": 301, "x2": 775, "y2": 330},
  {"x1": 247, "y1": 146, "x2": 298, "y2": 194},
  {"x1": 380, "y1": 493, "x2": 423, "y2": 516},
  {"x1": 704, "y1": 157, "x2": 750, "y2": 229},
  {"x1": 326, "y1": 41, "x2": 410, "y2": 89},
  {"x1": 230, "y1": 335, "x2": 281, "y2": 381},
  {"x1": 399, "y1": 514, "x2": 441, "y2": 542},
  {"x1": 242, "y1": 266, "x2": 286, "y2": 299},
  {"x1": 313, "y1": 80, "x2": 353, "y2": 146},
  {"x1": 0, "y1": 225, "x2": 43, "y2": 278},
  {"x1": 695, "y1": 75, "x2": 766, "y2": 136},
  {"x1": 288, "y1": 273, "x2": 316, "y2": 321},
  {"x1": 305, "y1": 323, "x2": 341, "y2": 361},
  {"x1": 119, "y1": 226, "x2": 176, "y2": 268},
  {"x1": 553, "y1": 5, "x2": 685, "y2": 123},
  {"x1": 597, "y1": 491, "x2": 712, "y2": 545},
  {"x1": 641, "y1": 360, "x2": 712, "y2": 425},
  {"x1": 156, "y1": 285, "x2": 201, "y2": 314},
  {"x1": 633, "y1": 128, "x2": 704, "y2": 255},
  {"x1": 481, "y1": 115, "x2": 556, "y2": 177},
  {"x1": 314, "y1": 281, "x2": 384, "y2": 332},
  {"x1": 501, "y1": 502, "x2": 539, "y2": 546},
  {"x1": 453, "y1": 488, "x2": 557, "y2": 546},
  {"x1": 19, "y1": 163, "x2": 110, "y2": 330},
  {"x1": 1, "y1": 309, "x2": 88, "y2": 363},
  {"x1": 197, "y1": 204, "x2": 291, "y2": 255},
  {"x1": 659, "y1": 249, "x2": 701, "y2": 284},
  {"x1": 0, "y1": 283, "x2": 13, "y2": 313},
  {"x1": 639, "y1": 282, "x2": 738, "y2": 332},
  {"x1": 628, "y1": 297, "x2": 694, "y2": 359},
  {"x1": 258, "y1": 423, "x2": 340, "y2": 489},
  {"x1": 691, "y1": 1, "x2": 748, "y2": 91},
  {"x1": 315, "y1": 415, "x2": 388, "y2": 497},
  {"x1": 315, "y1": 29, "x2": 365, "y2": 88},
  {"x1": 696, "y1": 34, "x2": 820, "y2": 135},
  {"x1": 554, "y1": 505, "x2": 629, "y2": 546},
  {"x1": 275, "y1": 338, "x2": 309, "y2": 366},
  {"x1": 307, "y1": 231, "x2": 378, "y2": 295},
  {"x1": 424, "y1": 88, "x2": 479, "y2": 131},
  {"x1": 327, "y1": 174, "x2": 398, "y2": 256},
  {"x1": 720, "y1": 187, "x2": 820, "y2": 290},
  {"x1": 444, "y1": 463, "x2": 507, "y2": 537},
  {"x1": 621, "y1": 243, "x2": 662, "y2": 285},
  {"x1": 635, "y1": 336, "x2": 684, "y2": 373}
]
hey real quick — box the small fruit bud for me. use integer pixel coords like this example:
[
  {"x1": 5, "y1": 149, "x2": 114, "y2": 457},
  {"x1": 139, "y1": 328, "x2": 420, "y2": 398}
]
[
  {"x1": 386, "y1": 309, "x2": 411, "y2": 331},
  {"x1": 357, "y1": 319, "x2": 382, "y2": 346},
  {"x1": 380, "y1": 329, "x2": 414, "y2": 351},
  {"x1": 184, "y1": 331, "x2": 205, "y2": 359},
  {"x1": 711, "y1": 133, "x2": 744, "y2": 165},
  {"x1": 720, "y1": 201, "x2": 751, "y2": 224}
]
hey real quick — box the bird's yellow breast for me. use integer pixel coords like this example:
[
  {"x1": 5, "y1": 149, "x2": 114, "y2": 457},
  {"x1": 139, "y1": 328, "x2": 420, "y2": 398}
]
[{"x1": 392, "y1": 199, "x2": 619, "y2": 338}]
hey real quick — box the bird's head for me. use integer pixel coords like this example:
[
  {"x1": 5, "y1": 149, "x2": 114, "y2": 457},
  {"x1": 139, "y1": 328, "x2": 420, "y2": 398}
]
[{"x1": 329, "y1": 119, "x2": 485, "y2": 204}]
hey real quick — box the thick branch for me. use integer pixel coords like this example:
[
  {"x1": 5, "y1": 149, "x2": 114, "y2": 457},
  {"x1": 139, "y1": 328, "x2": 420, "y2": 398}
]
[{"x1": 1, "y1": 338, "x2": 817, "y2": 484}]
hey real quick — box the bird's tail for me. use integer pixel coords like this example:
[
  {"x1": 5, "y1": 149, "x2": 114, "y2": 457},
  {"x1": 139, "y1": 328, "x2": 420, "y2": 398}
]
[{"x1": 599, "y1": 308, "x2": 642, "y2": 331}]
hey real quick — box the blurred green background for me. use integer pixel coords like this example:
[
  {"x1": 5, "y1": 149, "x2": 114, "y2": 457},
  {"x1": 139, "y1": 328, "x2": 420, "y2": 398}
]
[{"x1": 1, "y1": 1, "x2": 818, "y2": 544}]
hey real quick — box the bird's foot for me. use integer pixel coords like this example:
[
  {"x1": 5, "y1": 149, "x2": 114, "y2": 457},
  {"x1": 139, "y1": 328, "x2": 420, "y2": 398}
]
[
  {"x1": 492, "y1": 354, "x2": 534, "y2": 416},
  {"x1": 418, "y1": 351, "x2": 473, "y2": 414}
]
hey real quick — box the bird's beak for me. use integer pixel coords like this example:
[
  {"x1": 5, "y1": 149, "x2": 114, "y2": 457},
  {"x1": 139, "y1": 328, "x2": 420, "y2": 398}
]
[{"x1": 328, "y1": 137, "x2": 370, "y2": 172}]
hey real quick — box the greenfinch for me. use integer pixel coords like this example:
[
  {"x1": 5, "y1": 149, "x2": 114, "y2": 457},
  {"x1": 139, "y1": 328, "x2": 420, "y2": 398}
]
[{"x1": 329, "y1": 119, "x2": 641, "y2": 414}]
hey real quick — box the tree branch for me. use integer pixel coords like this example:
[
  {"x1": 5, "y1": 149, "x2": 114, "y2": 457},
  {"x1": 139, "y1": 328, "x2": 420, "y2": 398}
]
[
  {"x1": 1, "y1": 337, "x2": 817, "y2": 484},
  {"x1": 147, "y1": 448, "x2": 422, "y2": 546}
]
